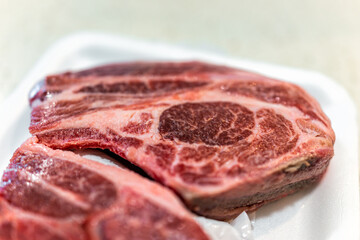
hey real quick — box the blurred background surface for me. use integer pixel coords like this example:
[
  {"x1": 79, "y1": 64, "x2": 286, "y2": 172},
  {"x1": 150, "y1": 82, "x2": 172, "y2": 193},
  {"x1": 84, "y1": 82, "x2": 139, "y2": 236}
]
[{"x1": 0, "y1": 0, "x2": 359, "y2": 164}]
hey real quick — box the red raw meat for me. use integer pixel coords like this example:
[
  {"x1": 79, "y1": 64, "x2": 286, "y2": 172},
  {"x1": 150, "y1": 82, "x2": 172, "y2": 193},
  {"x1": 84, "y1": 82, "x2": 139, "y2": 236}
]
[
  {"x1": 29, "y1": 61, "x2": 335, "y2": 220},
  {"x1": 0, "y1": 138, "x2": 209, "y2": 240}
]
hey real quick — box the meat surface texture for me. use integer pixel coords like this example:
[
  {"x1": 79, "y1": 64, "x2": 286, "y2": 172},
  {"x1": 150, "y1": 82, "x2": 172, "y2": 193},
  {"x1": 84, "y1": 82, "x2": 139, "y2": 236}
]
[
  {"x1": 0, "y1": 138, "x2": 209, "y2": 240},
  {"x1": 29, "y1": 61, "x2": 335, "y2": 220}
]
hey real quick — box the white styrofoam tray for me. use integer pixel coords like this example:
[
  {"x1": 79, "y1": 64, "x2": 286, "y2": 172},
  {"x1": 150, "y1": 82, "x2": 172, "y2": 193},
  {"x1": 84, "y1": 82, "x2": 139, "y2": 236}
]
[{"x1": 0, "y1": 32, "x2": 358, "y2": 240}]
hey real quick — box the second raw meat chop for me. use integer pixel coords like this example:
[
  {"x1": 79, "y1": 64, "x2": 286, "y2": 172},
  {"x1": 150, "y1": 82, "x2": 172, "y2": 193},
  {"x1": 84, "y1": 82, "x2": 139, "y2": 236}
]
[{"x1": 0, "y1": 138, "x2": 209, "y2": 240}]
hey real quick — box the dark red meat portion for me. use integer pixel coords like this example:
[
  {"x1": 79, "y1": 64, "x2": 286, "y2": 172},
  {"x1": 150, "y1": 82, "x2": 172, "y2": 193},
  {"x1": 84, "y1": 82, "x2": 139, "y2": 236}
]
[{"x1": 159, "y1": 102, "x2": 255, "y2": 145}]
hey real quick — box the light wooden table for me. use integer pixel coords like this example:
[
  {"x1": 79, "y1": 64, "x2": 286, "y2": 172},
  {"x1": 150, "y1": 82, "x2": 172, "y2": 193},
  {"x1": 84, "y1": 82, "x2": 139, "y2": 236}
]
[{"x1": 1, "y1": 0, "x2": 359, "y2": 169}]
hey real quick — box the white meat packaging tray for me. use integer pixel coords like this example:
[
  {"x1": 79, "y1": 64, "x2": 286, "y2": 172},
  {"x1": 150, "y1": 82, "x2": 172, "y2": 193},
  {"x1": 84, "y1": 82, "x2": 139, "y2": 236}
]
[{"x1": 0, "y1": 32, "x2": 358, "y2": 240}]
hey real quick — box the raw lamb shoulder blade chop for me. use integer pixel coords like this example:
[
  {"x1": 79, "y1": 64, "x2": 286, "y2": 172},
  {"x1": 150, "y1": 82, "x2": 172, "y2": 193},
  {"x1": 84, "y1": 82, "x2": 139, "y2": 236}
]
[
  {"x1": 29, "y1": 61, "x2": 335, "y2": 220},
  {"x1": 0, "y1": 138, "x2": 209, "y2": 240}
]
